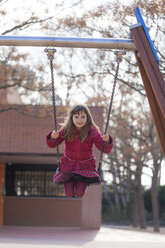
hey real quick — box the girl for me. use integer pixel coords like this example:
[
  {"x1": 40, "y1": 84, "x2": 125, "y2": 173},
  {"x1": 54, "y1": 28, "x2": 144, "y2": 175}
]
[{"x1": 46, "y1": 104, "x2": 113, "y2": 198}]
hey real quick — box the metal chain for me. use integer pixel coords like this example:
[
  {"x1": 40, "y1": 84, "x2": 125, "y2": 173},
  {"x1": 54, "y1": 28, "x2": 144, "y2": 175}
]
[
  {"x1": 98, "y1": 55, "x2": 122, "y2": 177},
  {"x1": 104, "y1": 61, "x2": 120, "y2": 135},
  {"x1": 44, "y1": 48, "x2": 125, "y2": 173},
  {"x1": 45, "y1": 48, "x2": 60, "y2": 167}
]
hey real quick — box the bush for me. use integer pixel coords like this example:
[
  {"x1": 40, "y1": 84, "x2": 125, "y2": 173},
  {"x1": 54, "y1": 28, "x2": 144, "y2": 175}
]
[
  {"x1": 143, "y1": 186, "x2": 165, "y2": 225},
  {"x1": 102, "y1": 185, "x2": 165, "y2": 226}
]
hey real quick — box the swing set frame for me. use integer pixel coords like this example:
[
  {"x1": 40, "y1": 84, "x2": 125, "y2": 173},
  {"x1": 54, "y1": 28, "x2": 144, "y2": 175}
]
[{"x1": 0, "y1": 7, "x2": 164, "y2": 156}]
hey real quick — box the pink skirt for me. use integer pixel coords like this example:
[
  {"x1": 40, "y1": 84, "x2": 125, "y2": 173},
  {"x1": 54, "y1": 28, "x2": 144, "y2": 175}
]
[{"x1": 53, "y1": 169, "x2": 101, "y2": 184}]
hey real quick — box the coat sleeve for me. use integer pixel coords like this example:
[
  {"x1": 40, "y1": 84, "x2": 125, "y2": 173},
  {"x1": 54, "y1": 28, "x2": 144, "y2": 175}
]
[
  {"x1": 46, "y1": 129, "x2": 64, "y2": 148},
  {"x1": 91, "y1": 128, "x2": 113, "y2": 154}
]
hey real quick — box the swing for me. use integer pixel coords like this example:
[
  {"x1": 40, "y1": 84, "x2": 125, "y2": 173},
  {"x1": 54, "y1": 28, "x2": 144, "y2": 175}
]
[{"x1": 45, "y1": 48, "x2": 125, "y2": 182}]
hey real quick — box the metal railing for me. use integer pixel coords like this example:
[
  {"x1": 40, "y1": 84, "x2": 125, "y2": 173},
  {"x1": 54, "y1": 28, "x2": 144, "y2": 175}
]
[{"x1": 5, "y1": 163, "x2": 65, "y2": 198}]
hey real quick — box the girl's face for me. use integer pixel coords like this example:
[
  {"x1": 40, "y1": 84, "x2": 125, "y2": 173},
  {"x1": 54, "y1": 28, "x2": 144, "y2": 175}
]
[{"x1": 72, "y1": 111, "x2": 87, "y2": 130}]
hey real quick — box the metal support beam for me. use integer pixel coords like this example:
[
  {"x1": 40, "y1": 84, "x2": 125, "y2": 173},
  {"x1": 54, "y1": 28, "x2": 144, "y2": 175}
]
[{"x1": 0, "y1": 35, "x2": 136, "y2": 50}]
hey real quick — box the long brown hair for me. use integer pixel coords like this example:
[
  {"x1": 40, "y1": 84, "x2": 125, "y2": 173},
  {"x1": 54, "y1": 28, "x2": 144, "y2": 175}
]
[{"x1": 61, "y1": 104, "x2": 100, "y2": 142}]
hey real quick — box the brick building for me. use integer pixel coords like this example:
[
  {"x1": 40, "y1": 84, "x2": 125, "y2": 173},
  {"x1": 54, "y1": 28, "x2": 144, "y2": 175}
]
[{"x1": 0, "y1": 103, "x2": 103, "y2": 229}]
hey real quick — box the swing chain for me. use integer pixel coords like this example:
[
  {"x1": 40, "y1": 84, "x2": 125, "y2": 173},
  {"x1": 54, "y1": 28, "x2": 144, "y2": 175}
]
[
  {"x1": 45, "y1": 48, "x2": 60, "y2": 167},
  {"x1": 98, "y1": 50, "x2": 125, "y2": 179},
  {"x1": 104, "y1": 61, "x2": 120, "y2": 135}
]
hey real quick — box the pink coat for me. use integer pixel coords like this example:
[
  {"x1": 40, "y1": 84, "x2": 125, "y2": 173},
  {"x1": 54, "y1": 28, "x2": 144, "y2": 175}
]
[{"x1": 46, "y1": 126, "x2": 113, "y2": 174}]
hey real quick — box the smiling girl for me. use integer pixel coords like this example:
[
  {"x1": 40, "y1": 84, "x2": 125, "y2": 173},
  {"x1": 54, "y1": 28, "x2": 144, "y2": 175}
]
[{"x1": 46, "y1": 104, "x2": 113, "y2": 198}]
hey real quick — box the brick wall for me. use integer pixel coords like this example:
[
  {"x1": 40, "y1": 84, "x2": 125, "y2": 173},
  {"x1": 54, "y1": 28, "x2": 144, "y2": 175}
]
[
  {"x1": 3, "y1": 184, "x2": 102, "y2": 229},
  {"x1": 82, "y1": 184, "x2": 102, "y2": 229}
]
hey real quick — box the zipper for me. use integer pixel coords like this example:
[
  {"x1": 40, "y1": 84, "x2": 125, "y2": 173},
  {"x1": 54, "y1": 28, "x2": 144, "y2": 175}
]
[{"x1": 77, "y1": 138, "x2": 80, "y2": 163}]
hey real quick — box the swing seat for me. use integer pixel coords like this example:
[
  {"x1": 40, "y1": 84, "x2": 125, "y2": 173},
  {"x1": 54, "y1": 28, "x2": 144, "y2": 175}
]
[{"x1": 72, "y1": 170, "x2": 101, "y2": 184}]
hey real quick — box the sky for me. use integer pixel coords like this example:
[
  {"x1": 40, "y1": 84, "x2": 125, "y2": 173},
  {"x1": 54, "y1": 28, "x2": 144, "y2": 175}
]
[{"x1": 2, "y1": 0, "x2": 135, "y2": 27}]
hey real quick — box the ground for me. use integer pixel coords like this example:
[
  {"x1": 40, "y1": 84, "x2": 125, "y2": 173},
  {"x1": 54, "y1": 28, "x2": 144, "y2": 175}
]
[{"x1": 0, "y1": 225, "x2": 165, "y2": 248}]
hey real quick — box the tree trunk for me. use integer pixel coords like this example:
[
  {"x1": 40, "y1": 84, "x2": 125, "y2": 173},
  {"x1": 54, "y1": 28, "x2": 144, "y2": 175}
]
[
  {"x1": 103, "y1": 183, "x2": 112, "y2": 206},
  {"x1": 151, "y1": 164, "x2": 160, "y2": 232},
  {"x1": 132, "y1": 190, "x2": 138, "y2": 227},
  {"x1": 111, "y1": 166, "x2": 120, "y2": 209},
  {"x1": 137, "y1": 165, "x2": 147, "y2": 229}
]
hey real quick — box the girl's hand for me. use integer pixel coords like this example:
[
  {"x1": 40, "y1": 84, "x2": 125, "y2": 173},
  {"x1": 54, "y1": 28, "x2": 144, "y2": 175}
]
[
  {"x1": 102, "y1": 134, "x2": 110, "y2": 143},
  {"x1": 51, "y1": 130, "x2": 59, "y2": 139}
]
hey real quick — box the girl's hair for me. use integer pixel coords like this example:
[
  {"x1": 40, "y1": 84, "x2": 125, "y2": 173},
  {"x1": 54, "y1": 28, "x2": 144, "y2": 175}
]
[{"x1": 61, "y1": 104, "x2": 100, "y2": 142}]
